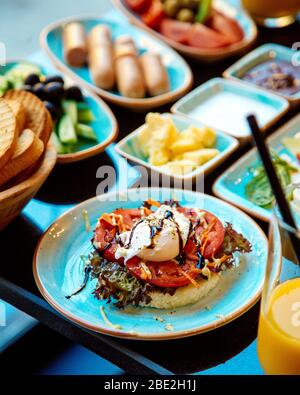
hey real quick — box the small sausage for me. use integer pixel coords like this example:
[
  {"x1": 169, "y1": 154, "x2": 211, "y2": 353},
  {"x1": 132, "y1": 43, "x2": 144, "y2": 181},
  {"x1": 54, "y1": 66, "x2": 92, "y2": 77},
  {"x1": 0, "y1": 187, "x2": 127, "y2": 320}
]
[
  {"x1": 114, "y1": 36, "x2": 146, "y2": 99},
  {"x1": 140, "y1": 53, "x2": 169, "y2": 96},
  {"x1": 88, "y1": 24, "x2": 111, "y2": 49},
  {"x1": 63, "y1": 22, "x2": 87, "y2": 67},
  {"x1": 88, "y1": 25, "x2": 115, "y2": 90}
]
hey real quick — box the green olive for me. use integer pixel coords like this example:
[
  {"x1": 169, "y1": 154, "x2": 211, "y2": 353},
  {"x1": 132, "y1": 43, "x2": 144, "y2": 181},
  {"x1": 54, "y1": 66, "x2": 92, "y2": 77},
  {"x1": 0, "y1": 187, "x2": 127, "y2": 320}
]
[
  {"x1": 176, "y1": 8, "x2": 195, "y2": 22},
  {"x1": 179, "y1": 0, "x2": 199, "y2": 10},
  {"x1": 163, "y1": 0, "x2": 180, "y2": 17}
]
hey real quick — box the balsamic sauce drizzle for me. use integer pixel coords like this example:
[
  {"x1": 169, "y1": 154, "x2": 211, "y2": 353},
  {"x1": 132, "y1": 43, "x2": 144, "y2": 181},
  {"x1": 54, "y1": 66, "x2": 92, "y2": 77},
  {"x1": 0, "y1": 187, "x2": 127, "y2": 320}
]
[
  {"x1": 196, "y1": 251, "x2": 205, "y2": 269},
  {"x1": 65, "y1": 266, "x2": 92, "y2": 299},
  {"x1": 124, "y1": 208, "x2": 187, "y2": 253}
]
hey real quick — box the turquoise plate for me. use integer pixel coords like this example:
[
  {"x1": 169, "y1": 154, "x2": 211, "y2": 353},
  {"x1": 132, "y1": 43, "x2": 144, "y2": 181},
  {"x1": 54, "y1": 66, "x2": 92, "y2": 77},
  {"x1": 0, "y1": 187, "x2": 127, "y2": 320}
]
[
  {"x1": 40, "y1": 14, "x2": 193, "y2": 110},
  {"x1": 224, "y1": 43, "x2": 300, "y2": 105},
  {"x1": 0, "y1": 59, "x2": 118, "y2": 163},
  {"x1": 171, "y1": 77, "x2": 289, "y2": 140},
  {"x1": 115, "y1": 113, "x2": 239, "y2": 182},
  {"x1": 33, "y1": 187, "x2": 267, "y2": 340},
  {"x1": 213, "y1": 112, "x2": 300, "y2": 222}
]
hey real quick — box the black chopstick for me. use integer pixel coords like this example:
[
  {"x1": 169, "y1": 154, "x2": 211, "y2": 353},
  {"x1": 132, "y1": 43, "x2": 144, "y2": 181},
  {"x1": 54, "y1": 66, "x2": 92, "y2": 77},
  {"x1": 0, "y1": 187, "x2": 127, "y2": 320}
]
[{"x1": 247, "y1": 114, "x2": 300, "y2": 263}]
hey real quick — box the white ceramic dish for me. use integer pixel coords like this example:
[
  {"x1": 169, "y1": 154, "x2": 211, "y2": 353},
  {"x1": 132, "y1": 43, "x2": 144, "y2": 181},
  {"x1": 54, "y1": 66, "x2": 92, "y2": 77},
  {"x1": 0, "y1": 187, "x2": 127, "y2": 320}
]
[{"x1": 171, "y1": 78, "x2": 289, "y2": 140}]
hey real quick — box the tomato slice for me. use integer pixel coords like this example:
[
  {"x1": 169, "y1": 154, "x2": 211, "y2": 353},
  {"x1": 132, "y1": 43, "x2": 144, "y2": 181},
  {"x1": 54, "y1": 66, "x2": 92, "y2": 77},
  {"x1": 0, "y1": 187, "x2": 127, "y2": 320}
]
[
  {"x1": 102, "y1": 242, "x2": 120, "y2": 263},
  {"x1": 178, "y1": 208, "x2": 225, "y2": 258},
  {"x1": 113, "y1": 208, "x2": 150, "y2": 230},
  {"x1": 159, "y1": 18, "x2": 192, "y2": 44},
  {"x1": 126, "y1": 256, "x2": 199, "y2": 288},
  {"x1": 94, "y1": 217, "x2": 117, "y2": 250},
  {"x1": 210, "y1": 12, "x2": 244, "y2": 44},
  {"x1": 141, "y1": 0, "x2": 165, "y2": 29},
  {"x1": 186, "y1": 23, "x2": 231, "y2": 49},
  {"x1": 125, "y1": 0, "x2": 151, "y2": 14},
  {"x1": 94, "y1": 208, "x2": 150, "y2": 261}
]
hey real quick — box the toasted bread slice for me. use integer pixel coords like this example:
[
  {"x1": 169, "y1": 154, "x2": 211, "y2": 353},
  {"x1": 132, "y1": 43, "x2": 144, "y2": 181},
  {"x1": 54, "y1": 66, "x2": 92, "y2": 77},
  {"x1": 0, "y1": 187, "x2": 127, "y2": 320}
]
[
  {"x1": 5, "y1": 98, "x2": 26, "y2": 136},
  {"x1": 0, "y1": 128, "x2": 44, "y2": 187},
  {"x1": 4, "y1": 90, "x2": 47, "y2": 140},
  {"x1": 40, "y1": 108, "x2": 53, "y2": 146},
  {"x1": 0, "y1": 98, "x2": 17, "y2": 169},
  {"x1": 4, "y1": 155, "x2": 43, "y2": 189},
  {"x1": 142, "y1": 272, "x2": 220, "y2": 309}
]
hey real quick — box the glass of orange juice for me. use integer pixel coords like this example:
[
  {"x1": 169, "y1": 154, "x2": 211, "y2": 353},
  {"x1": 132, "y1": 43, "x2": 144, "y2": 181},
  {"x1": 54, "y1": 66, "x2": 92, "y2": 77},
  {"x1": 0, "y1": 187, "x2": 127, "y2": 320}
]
[
  {"x1": 242, "y1": 0, "x2": 300, "y2": 27},
  {"x1": 257, "y1": 207, "x2": 300, "y2": 374}
]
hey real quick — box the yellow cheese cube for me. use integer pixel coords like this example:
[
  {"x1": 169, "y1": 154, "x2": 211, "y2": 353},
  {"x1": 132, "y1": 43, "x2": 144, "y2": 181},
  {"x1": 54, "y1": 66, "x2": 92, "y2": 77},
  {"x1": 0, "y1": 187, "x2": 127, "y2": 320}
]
[
  {"x1": 181, "y1": 148, "x2": 219, "y2": 165},
  {"x1": 179, "y1": 126, "x2": 204, "y2": 146},
  {"x1": 170, "y1": 138, "x2": 200, "y2": 155},
  {"x1": 158, "y1": 159, "x2": 198, "y2": 176},
  {"x1": 138, "y1": 113, "x2": 178, "y2": 156},
  {"x1": 149, "y1": 148, "x2": 171, "y2": 166},
  {"x1": 197, "y1": 127, "x2": 216, "y2": 148}
]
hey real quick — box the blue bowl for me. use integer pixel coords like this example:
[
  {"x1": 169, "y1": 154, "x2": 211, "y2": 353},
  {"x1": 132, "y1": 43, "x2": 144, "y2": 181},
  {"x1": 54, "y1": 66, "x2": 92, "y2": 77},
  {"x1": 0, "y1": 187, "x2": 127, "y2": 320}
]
[
  {"x1": 0, "y1": 59, "x2": 118, "y2": 163},
  {"x1": 115, "y1": 112, "x2": 239, "y2": 181},
  {"x1": 172, "y1": 77, "x2": 289, "y2": 140},
  {"x1": 213, "y1": 112, "x2": 300, "y2": 222},
  {"x1": 224, "y1": 43, "x2": 300, "y2": 104},
  {"x1": 40, "y1": 14, "x2": 193, "y2": 110}
]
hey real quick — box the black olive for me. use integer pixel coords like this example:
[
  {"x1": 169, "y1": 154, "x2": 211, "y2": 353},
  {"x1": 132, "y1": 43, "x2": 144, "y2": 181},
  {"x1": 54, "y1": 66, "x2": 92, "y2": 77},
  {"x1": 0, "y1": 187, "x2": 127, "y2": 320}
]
[
  {"x1": 44, "y1": 75, "x2": 64, "y2": 85},
  {"x1": 43, "y1": 101, "x2": 61, "y2": 120},
  {"x1": 65, "y1": 85, "x2": 84, "y2": 102},
  {"x1": 44, "y1": 82, "x2": 64, "y2": 102},
  {"x1": 24, "y1": 73, "x2": 40, "y2": 86},
  {"x1": 22, "y1": 84, "x2": 34, "y2": 94},
  {"x1": 32, "y1": 82, "x2": 46, "y2": 100}
]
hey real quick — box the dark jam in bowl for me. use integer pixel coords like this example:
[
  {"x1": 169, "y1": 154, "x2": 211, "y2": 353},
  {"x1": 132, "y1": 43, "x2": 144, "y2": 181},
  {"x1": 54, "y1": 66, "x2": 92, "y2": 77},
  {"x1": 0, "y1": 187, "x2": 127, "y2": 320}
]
[{"x1": 243, "y1": 60, "x2": 300, "y2": 96}]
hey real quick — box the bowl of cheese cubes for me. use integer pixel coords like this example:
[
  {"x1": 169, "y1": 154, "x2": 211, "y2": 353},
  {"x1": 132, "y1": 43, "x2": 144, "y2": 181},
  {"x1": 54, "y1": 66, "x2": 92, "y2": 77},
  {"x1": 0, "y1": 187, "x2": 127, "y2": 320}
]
[{"x1": 115, "y1": 113, "x2": 239, "y2": 181}]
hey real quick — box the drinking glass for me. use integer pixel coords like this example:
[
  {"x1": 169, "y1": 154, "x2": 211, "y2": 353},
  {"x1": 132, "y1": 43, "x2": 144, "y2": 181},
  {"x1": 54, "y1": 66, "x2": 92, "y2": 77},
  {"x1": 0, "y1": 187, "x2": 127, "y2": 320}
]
[
  {"x1": 242, "y1": 0, "x2": 300, "y2": 27},
  {"x1": 257, "y1": 210, "x2": 300, "y2": 374}
]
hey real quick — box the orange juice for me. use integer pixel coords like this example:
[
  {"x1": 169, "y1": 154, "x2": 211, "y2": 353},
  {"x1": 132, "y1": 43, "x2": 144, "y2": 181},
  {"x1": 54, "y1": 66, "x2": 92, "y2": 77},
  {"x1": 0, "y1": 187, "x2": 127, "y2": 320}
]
[
  {"x1": 257, "y1": 278, "x2": 300, "y2": 374},
  {"x1": 242, "y1": 0, "x2": 300, "y2": 19}
]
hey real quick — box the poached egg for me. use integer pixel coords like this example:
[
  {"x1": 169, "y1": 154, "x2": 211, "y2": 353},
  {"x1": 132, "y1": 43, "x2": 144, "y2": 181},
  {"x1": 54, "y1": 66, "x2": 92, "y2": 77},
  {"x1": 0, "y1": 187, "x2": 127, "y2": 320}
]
[{"x1": 115, "y1": 205, "x2": 191, "y2": 262}]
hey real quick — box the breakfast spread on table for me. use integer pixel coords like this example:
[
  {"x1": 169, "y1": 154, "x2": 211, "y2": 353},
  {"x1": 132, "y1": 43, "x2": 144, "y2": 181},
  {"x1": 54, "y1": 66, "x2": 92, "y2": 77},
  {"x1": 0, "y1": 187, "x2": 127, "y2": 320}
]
[
  {"x1": 63, "y1": 22, "x2": 170, "y2": 98},
  {"x1": 66, "y1": 199, "x2": 251, "y2": 309},
  {"x1": 2, "y1": 1, "x2": 300, "y2": 366},
  {"x1": 138, "y1": 113, "x2": 219, "y2": 175},
  {"x1": 124, "y1": 0, "x2": 244, "y2": 49}
]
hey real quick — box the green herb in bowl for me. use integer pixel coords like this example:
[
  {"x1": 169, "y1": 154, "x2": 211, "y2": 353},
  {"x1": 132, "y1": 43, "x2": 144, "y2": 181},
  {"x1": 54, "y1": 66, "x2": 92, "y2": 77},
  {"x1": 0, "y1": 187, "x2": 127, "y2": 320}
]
[{"x1": 245, "y1": 150, "x2": 298, "y2": 208}]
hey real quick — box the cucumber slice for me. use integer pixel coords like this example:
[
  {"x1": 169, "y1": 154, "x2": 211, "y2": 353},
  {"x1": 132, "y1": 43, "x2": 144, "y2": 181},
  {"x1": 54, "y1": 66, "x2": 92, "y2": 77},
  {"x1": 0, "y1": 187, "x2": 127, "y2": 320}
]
[
  {"x1": 75, "y1": 123, "x2": 98, "y2": 141},
  {"x1": 50, "y1": 132, "x2": 67, "y2": 154},
  {"x1": 0, "y1": 76, "x2": 9, "y2": 96},
  {"x1": 5, "y1": 62, "x2": 41, "y2": 88},
  {"x1": 58, "y1": 114, "x2": 78, "y2": 144},
  {"x1": 196, "y1": 0, "x2": 212, "y2": 23},
  {"x1": 62, "y1": 100, "x2": 77, "y2": 125},
  {"x1": 78, "y1": 108, "x2": 95, "y2": 123}
]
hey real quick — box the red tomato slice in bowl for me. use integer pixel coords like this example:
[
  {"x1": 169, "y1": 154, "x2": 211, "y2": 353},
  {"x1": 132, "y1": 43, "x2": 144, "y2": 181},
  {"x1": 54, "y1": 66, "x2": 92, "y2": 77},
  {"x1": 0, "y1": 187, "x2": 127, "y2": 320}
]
[
  {"x1": 125, "y1": 0, "x2": 151, "y2": 14},
  {"x1": 159, "y1": 18, "x2": 192, "y2": 44},
  {"x1": 186, "y1": 23, "x2": 231, "y2": 49},
  {"x1": 210, "y1": 12, "x2": 244, "y2": 44},
  {"x1": 141, "y1": 0, "x2": 165, "y2": 29}
]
